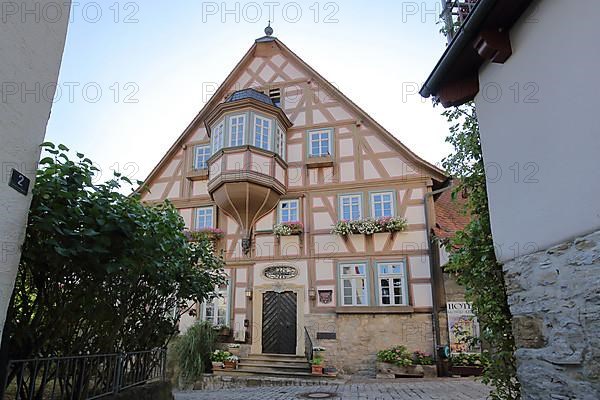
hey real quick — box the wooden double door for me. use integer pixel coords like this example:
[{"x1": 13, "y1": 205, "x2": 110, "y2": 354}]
[{"x1": 262, "y1": 291, "x2": 297, "y2": 354}]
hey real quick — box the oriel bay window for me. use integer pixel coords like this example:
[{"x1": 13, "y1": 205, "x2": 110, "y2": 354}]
[
  {"x1": 377, "y1": 262, "x2": 408, "y2": 306},
  {"x1": 212, "y1": 122, "x2": 225, "y2": 153},
  {"x1": 229, "y1": 114, "x2": 246, "y2": 147},
  {"x1": 195, "y1": 206, "x2": 214, "y2": 229},
  {"x1": 201, "y1": 283, "x2": 229, "y2": 327},
  {"x1": 339, "y1": 263, "x2": 368, "y2": 306},
  {"x1": 254, "y1": 115, "x2": 271, "y2": 150}
]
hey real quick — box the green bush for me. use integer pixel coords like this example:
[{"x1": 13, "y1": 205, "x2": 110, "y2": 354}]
[
  {"x1": 173, "y1": 321, "x2": 218, "y2": 383},
  {"x1": 376, "y1": 346, "x2": 413, "y2": 367}
]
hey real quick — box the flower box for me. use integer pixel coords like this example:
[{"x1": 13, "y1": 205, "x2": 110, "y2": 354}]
[
  {"x1": 185, "y1": 228, "x2": 224, "y2": 241},
  {"x1": 331, "y1": 217, "x2": 407, "y2": 236},
  {"x1": 211, "y1": 361, "x2": 223, "y2": 370},
  {"x1": 273, "y1": 222, "x2": 303, "y2": 236}
]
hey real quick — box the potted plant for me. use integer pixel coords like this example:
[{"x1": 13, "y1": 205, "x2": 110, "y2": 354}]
[
  {"x1": 211, "y1": 349, "x2": 230, "y2": 370},
  {"x1": 450, "y1": 352, "x2": 488, "y2": 376},
  {"x1": 223, "y1": 355, "x2": 239, "y2": 370},
  {"x1": 311, "y1": 356, "x2": 324, "y2": 375},
  {"x1": 227, "y1": 343, "x2": 241, "y2": 356}
]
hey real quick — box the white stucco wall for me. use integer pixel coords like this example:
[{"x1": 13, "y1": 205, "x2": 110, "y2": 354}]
[
  {"x1": 0, "y1": 1, "x2": 71, "y2": 340},
  {"x1": 475, "y1": 0, "x2": 600, "y2": 262}
]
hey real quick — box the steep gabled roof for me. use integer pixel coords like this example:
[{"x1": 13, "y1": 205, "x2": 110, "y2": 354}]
[
  {"x1": 434, "y1": 185, "x2": 470, "y2": 240},
  {"x1": 141, "y1": 37, "x2": 447, "y2": 188}
]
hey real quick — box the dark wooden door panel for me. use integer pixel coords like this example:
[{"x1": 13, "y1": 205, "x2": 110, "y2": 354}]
[{"x1": 262, "y1": 291, "x2": 297, "y2": 354}]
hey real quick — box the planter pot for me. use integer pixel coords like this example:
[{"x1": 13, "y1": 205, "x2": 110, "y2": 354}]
[
  {"x1": 311, "y1": 365, "x2": 324, "y2": 375},
  {"x1": 450, "y1": 365, "x2": 484, "y2": 377},
  {"x1": 211, "y1": 362, "x2": 223, "y2": 370},
  {"x1": 323, "y1": 367, "x2": 337, "y2": 377},
  {"x1": 223, "y1": 361, "x2": 237, "y2": 370}
]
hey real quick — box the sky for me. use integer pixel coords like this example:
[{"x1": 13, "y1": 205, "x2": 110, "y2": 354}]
[{"x1": 45, "y1": 0, "x2": 451, "y2": 185}]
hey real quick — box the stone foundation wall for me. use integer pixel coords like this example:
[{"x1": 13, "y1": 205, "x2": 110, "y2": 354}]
[
  {"x1": 304, "y1": 313, "x2": 434, "y2": 375},
  {"x1": 503, "y1": 230, "x2": 600, "y2": 400}
]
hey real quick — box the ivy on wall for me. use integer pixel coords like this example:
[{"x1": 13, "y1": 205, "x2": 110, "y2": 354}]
[{"x1": 441, "y1": 103, "x2": 521, "y2": 399}]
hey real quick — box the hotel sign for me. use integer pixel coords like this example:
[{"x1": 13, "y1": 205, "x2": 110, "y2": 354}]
[{"x1": 263, "y1": 265, "x2": 298, "y2": 280}]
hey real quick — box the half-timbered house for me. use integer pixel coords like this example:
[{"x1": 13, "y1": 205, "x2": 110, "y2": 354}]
[{"x1": 141, "y1": 26, "x2": 448, "y2": 374}]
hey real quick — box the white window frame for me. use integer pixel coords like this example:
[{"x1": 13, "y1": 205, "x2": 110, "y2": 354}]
[
  {"x1": 309, "y1": 129, "x2": 332, "y2": 157},
  {"x1": 275, "y1": 126, "x2": 286, "y2": 160},
  {"x1": 371, "y1": 191, "x2": 395, "y2": 218},
  {"x1": 201, "y1": 283, "x2": 229, "y2": 327},
  {"x1": 193, "y1": 144, "x2": 211, "y2": 170},
  {"x1": 339, "y1": 263, "x2": 369, "y2": 306},
  {"x1": 195, "y1": 206, "x2": 214, "y2": 229},
  {"x1": 278, "y1": 199, "x2": 299, "y2": 223},
  {"x1": 377, "y1": 262, "x2": 408, "y2": 306},
  {"x1": 253, "y1": 115, "x2": 271, "y2": 151},
  {"x1": 212, "y1": 122, "x2": 225, "y2": 153},
  {"x1": 340, "y1": 194, "x2": 362, "y2": 221},
  {"x1": 229, "y1": 114, "x2": 246, "y2": 147}
]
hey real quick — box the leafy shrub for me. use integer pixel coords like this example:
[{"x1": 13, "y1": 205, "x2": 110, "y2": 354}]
[
  {"x1": 174, "y1": 322, "x2": 218, "y2": 383},
  {"x1": 413, "y1": 350, "x2": 434, "y2": 365},
  {"x1": 376, "y1": 346, "x2": 413, "y2": 367},
  {"x1": 451, "y1": 352, "x2": 490, "y2": 367}
]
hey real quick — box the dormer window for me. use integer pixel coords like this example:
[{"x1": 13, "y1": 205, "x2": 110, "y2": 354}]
[
  {"x1": 254, "y1": 116, "x2": 271, "y2": 151},
  {"x1": 212, "y1": 122, "x2": 225, "y2": 153},
  {"x1": 309, "y1": 128, "x2": 332, "y2": 157},
  {"x1": 229, "y1": 114, "x2": 246, "y2": 147}
]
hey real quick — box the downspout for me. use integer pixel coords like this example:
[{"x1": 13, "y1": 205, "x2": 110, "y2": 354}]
[{"x1": 423, "y1": 179, "x2": 453, "y2": 376}]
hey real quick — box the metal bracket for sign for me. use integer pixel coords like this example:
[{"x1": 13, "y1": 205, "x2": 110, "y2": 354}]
[{"x1": 9, "y1": 169, "x2": 30, "y2": 196}]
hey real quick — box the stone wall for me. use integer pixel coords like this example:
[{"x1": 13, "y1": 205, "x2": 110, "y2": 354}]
[
  {"x1": 305, "y1": 313, "x2": 434, "y2": 375},
  {"x1": 503, "y1": 229, "x2": 600, "y2": 400}
]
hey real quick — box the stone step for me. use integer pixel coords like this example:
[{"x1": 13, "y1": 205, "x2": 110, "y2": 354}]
[
  {"x1": 246, "y1": 353, "x2": 307, "y2": 362},
  {"x1": 240, "y1": 360, "x2": 310, "y2": 368},
  {"x1": 214, "y1": 368, "x2": 319, "y2": 379},
  {"x1": 238, "y1": 363, "x2": 310, "y2": 373}
]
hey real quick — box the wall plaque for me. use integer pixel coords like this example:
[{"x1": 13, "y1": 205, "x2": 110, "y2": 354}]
[
  {"x1": 263, "y1": 265, "x2": 298, "y2": 280},
  {"x1": 9, "y1": 169, "x2": 30, "y2": 196}
]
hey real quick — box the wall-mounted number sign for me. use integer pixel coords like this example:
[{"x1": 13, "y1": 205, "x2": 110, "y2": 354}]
[{"x1": 9, "y1": 169, "x2": 30, "y2": 196}]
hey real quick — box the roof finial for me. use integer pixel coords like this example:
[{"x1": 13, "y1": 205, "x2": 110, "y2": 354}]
[{"x1": 265, "y1": 20, "x2": 273, "y2": 36}]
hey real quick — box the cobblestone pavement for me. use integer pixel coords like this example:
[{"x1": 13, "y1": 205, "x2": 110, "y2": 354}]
[{"x1": 174, "y1": 378, "x2": 490, "y2": 400}]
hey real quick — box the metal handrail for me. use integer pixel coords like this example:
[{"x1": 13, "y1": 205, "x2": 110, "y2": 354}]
[
  {"x1": 2, "y1": 348, "x2": 166, "y2": 400},
  {"x1": 304, "y1": 327, "x2": 314, "y2": 363}
]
